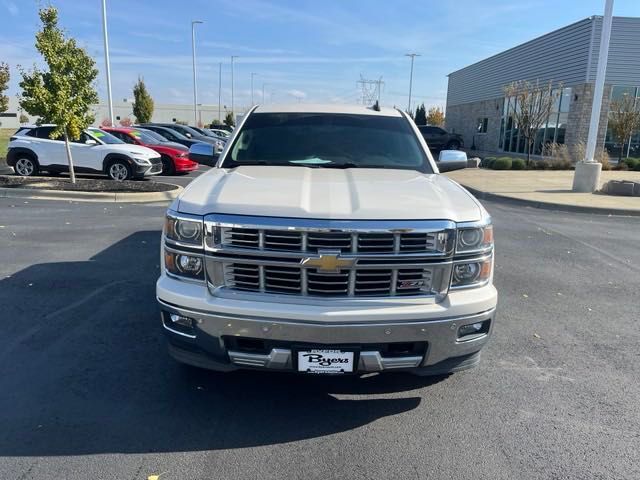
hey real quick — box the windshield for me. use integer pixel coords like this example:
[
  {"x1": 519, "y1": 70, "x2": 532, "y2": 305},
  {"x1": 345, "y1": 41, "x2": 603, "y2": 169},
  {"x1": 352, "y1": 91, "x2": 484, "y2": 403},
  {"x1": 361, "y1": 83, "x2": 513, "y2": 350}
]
[
  {"x1": 222, "y1": 112, "x2": 431, "y2": 172},
  {"x1": 129, "y1": 129, "x2": 163, "y2": 145},
  {"x1": 138, "y1": 129, "x2": 170, "y2": 142},
  {"x1": 175, "y1": 125, "x2": 201, "y2": 137},
  {"x1": 158, "y1": 127, "x2": 188, "y2": 141},
  {"x1": 89, "y1": 128, "x2": 124, "y2": 144}
]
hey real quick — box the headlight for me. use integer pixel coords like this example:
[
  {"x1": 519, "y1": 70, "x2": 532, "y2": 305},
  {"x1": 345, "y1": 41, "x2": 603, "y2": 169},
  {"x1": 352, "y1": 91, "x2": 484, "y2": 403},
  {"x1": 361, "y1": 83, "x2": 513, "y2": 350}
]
[
  {"x1": 131, "y1": 155, "x2": 151, "y2": 166},
  {"x1": 164, "y1": 249, "x2": 204, "y2": 280},
  {"x1": 451, "y1": 257, "x2": 492, "y2": 288},
  {"x1": 164, "y1": 211, "x2": 204, "y2": 246},
  {"x1": 456, "y1": 224, "x2": 493, "y2": 254}
]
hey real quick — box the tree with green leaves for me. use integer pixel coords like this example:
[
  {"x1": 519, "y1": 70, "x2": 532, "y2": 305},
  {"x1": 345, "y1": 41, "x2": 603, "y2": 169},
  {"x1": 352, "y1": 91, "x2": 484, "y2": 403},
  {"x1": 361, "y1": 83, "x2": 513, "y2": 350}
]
[
  {"x1": 414, "y1": 103, "x2": 427, "y2": 125},
  {"x1": 210, "y1": 119, "x2": 222, "y2": 127},
  {"x1": 19, "y1": 112, "x2": 28, "y2": 124},
  {"x1": 224, "y1": 111, "x2": 235, "y2": 127},
  {"x1": 132, "y1": 77, "x2": 154, "y2": 123},
  {"x1": 19, "y1": 7, "x2": 98, "y2": 183},
  {"x1": 0, "y1": 62, "x2": 9, "y2": 113}
]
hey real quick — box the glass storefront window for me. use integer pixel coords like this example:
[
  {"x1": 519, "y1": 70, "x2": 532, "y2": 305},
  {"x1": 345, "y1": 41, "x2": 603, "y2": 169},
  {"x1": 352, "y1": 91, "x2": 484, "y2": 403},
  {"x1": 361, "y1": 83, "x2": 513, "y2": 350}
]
[
  {"x1": 605, "y1": 85, "x2": 640, "y2": 159},
  {"x1": 499, "y1": 87, "x2": 571, "y2": 154}
]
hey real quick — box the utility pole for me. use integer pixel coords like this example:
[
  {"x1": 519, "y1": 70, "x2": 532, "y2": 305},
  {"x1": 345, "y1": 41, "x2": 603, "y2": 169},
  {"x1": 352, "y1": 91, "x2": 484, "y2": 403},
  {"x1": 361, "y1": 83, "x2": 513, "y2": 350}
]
[
  {"x1": 405, "y1": 53, "x2": 420, "y2": 114},
  {"x1": 218, "y1": 62, "x2": 222, "y2": 123},
  {"x1": 101, "y1": 0, "x2": 114, "y2": 126},
  {"x1": 191, "y1": 20, "x2": 203, "y2": 126},
  {"x1": 572, "y1": 0, "x2": 614, "y2": 192},
  {"x1": 231, "y1": 56, "x2": 239, "y2": 117},
  {"x1": 251, "y1": 72, "x2": 258, "y2": 105}
]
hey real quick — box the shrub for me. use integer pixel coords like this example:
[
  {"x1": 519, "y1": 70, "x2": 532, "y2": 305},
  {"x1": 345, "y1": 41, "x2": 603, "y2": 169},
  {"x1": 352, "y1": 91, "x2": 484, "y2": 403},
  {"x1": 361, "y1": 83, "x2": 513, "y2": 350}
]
[
  {"x1": 635, "y1": 163, "x2": 640, "y2": 171},
  {"x1": 623, "y1": 158, "x2": 640, "y2": 170},
  {"x1": 492, "y1": 157, "x2": 512, "y2": 170},
  {"x1": 549, "y1": 157, "x2": 572, "y2": 170},
  {"x1": 531, "y1": 159, "x2": 552, "y2": 170},
  {"x1": 511, "y1": 158, "x2": 526, "y2": 170},
  {"x1": 481, "y1": 156, "x2": 496, "y2": 169}
]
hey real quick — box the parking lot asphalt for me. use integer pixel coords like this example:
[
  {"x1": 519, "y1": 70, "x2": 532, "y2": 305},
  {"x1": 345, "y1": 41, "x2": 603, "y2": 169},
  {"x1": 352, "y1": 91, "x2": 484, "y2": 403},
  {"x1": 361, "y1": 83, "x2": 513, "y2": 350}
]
[{"x1": 1, "y1": 178, "x2": 639, "y2": 479}]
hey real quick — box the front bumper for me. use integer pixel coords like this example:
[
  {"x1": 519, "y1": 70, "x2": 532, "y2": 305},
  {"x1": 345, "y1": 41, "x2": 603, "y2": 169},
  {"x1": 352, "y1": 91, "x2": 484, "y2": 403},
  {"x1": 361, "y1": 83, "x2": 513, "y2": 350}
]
[
  {"x1": 135, "y1": 157, "x2": 163, "y2": 177},
  {"x1": 157, "y1": 276, "x2": 497, "y2": 375}
]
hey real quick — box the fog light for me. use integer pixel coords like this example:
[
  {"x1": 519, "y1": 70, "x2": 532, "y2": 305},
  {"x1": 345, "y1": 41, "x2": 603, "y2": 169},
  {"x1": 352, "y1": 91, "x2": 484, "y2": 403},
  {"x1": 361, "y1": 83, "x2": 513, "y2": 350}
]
[
  {"x1": 170, "y1": 313, "x2": 194, "y2": 328},
  {"x1": 458, "y1": 320, "x2": 489, "y2": 339}
]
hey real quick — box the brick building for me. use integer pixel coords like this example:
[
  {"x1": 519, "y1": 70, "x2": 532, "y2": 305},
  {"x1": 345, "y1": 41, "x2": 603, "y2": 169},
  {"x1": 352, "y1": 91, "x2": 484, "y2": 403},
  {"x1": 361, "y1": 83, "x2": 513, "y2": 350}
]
[{"x1": 445, "y1": 16, "x2": 640, "y2": 159}]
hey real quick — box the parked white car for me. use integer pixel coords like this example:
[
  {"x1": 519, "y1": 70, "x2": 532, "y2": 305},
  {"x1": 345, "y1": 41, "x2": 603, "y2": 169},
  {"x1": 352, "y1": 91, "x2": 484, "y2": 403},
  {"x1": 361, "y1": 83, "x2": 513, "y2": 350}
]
[
  {"x1": 7, "y1": 125, "x2": 162, "y2": 181},
  {"x1": 157, "y1": 104, "x2": 497, "y2": 376}
]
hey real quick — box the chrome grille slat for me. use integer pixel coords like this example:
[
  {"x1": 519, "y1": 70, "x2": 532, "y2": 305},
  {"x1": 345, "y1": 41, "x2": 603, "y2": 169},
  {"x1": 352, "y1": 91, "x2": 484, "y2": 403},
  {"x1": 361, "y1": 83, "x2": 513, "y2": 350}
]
[{"x1": 214, "y1": 221, "x2": 453, "y2": 298}]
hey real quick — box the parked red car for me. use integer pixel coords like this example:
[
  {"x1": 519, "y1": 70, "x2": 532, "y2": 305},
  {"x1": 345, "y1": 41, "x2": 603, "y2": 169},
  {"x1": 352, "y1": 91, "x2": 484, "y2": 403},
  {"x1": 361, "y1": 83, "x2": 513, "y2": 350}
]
[{"x1": 101, "y1": 127, "x2": 199, "y2": 175}]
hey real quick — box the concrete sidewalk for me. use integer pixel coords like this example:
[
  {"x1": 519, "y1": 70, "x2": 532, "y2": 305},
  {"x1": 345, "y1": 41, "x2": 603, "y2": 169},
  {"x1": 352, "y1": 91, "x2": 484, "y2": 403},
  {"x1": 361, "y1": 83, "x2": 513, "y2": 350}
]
[{"x1": 445, "y1": 169, "x2": 640, "y2": 215}]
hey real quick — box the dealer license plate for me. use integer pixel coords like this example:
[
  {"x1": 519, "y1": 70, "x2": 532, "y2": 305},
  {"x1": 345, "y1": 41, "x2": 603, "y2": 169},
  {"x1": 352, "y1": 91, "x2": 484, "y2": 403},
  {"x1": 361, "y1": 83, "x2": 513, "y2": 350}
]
[{"x1": 297, "y1": 349, "x2": 355, "y2": 374}]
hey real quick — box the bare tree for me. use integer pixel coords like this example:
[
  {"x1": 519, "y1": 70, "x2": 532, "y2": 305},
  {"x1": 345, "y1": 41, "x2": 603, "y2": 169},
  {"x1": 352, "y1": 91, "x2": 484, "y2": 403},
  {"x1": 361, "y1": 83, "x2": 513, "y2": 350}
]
[
  {"x1": 504, "y1": 80, "x2": 560, "y2": 166},
  {"x1": 607, "y1": 92, "x2": 640, "y2": 162}
]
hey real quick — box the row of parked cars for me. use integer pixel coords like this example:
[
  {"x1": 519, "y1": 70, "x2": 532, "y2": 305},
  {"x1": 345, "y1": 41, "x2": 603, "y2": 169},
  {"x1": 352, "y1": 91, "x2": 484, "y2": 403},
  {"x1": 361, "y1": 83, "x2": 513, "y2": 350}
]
[{"x1": 6, "y1": 123, "x2": 232, "y2": 181}]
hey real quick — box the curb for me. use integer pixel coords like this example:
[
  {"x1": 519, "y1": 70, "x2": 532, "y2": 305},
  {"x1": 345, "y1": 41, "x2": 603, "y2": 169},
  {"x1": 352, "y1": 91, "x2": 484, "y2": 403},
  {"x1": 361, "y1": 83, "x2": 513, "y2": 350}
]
[
  {"x1": 0, "y1": 184, "x2": 183, "y2": 203},
  {"x1": 462, "y1": 185, "x2": 640, "y2": 217}
]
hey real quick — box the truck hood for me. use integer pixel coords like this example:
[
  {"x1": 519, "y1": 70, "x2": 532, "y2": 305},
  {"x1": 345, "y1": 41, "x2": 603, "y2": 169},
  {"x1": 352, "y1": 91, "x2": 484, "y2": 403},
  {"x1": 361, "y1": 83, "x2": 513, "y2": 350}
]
[{"x1": 177, "y1": 166, "x2": 483, "y2": 222}]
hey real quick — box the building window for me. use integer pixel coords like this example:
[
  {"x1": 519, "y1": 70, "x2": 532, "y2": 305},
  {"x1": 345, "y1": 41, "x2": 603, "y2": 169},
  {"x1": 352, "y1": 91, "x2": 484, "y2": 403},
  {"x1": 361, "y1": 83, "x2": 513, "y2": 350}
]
[
  {"x1": 605, "y1": 85, "x2": 640, "y2": 160},
  {"x1": 476, "y1": 117, "x2": 488, "y2": 134},
  {"x1": 499, "y1": 87, "x2": 572, "y2": 155}
]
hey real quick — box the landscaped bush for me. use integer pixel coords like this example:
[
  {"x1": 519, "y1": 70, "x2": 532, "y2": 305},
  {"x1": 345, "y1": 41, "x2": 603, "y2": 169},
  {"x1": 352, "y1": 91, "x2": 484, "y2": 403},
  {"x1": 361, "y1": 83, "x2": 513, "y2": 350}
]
[
  {"x1": 481, "y1": 156, "x2": 497, "y2": 169},
  {"x1": 491, "y1": 157, "x2": 512, "y2": 170},
  {"x1": 622, "y1": 158, "x2": 640, "y2": 170},
  {"x1": 549, "y1": 157, "x2": 573, "y2": 170},
  {"x1": 531, "y1": 159, "x2": 552, "y2": 170},
  {"x1": 613, "y1": 162, "x2": 629, "y2": 171},
  {"x1": 511, "y1": 158, "x2": 526, "y2": 170}
]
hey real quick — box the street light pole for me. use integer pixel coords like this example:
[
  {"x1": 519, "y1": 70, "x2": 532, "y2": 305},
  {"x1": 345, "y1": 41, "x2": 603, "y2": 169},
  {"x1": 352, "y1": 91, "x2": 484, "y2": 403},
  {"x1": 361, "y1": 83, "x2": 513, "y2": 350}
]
[
  {"x1": 101, "y1": 0, "x2": 114, "y2": 126},
  {"x1": 262, "y1": 83, "x2": 267, "y2": 104},
  {"x1": 405, "y1": 53, "x2": 420, "y2": 114},
  {"x1": 191, "y1": 20, "x2": 203, "y2": 126},
  {"x1": 251, "y1": 72, "x2": 258, "y2": 105},
  {"x1": 572, "y1": 0, "x2": 614, "y2": 192},
  {"x1": 218, "y1": 62, "x2": 222, "y2": 123},
  {"x1": 231, "y1": 56, "x2": 239, "y2": 117}
]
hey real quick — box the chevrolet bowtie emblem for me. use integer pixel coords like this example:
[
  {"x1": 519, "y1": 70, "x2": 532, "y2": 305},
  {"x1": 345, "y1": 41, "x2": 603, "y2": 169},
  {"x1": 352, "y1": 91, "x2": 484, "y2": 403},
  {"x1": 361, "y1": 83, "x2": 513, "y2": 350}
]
[{"x1": 301, "y1": 251, "x2": 355, "y2": 273}]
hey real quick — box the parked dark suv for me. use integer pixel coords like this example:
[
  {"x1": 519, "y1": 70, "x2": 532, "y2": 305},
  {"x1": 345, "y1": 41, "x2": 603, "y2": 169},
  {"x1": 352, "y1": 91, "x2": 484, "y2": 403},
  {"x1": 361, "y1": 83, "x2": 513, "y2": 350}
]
[{"x1": 418, "y1": 126, "x2": 463, "y2": 151}]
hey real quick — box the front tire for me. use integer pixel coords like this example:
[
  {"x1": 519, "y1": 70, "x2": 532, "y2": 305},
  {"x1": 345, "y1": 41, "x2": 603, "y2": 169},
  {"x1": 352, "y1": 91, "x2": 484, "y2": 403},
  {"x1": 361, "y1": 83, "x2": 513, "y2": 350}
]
[
  {"x1": 107, "y1": 161, "x2": 132, "y2": 181},
  {"x1": 14, "y1": 157, "x2": 39, "y2": 177},
  {"x1": 161, "y1": 155, "x2": 176, "y2": 176}
]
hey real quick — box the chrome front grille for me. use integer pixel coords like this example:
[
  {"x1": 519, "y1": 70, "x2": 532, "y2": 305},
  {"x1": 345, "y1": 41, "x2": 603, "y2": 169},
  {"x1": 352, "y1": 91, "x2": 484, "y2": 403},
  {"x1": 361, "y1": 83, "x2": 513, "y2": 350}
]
[
  {"x1": 224, "y1": 264, "x2": 434, "y2": 297},
  {"x1": 206, "y1": 215, "x2": 456, "y2": 299},
  {"x1": 222, "y1": 228, "x2": 440, "y2": 254}
]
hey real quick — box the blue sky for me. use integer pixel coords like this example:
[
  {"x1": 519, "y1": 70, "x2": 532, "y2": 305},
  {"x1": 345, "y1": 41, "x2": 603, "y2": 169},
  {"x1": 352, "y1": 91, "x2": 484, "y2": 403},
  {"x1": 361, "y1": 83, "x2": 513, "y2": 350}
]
[{"x1": 1, "y1": 0, "x2": 639, "y2": 112}]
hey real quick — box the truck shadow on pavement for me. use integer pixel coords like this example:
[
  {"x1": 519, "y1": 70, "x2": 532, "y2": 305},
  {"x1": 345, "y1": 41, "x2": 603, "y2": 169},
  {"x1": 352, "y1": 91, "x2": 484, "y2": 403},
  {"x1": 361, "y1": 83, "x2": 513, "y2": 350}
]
[{"x1": 0, "y1": 231, "x2": 446, "y2": 456}]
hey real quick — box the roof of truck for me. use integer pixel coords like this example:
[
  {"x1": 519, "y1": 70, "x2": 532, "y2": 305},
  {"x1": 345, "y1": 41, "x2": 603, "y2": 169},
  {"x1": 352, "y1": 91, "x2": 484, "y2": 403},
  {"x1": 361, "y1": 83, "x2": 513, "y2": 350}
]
[{"x1": 253, "y1": 103, "x2": 403, "y2": 117}]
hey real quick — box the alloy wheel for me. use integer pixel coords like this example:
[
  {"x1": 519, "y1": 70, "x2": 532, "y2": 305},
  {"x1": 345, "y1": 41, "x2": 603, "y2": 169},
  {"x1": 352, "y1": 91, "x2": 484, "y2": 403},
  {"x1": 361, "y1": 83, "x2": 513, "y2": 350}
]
[
  {"x1": 15, "y1": 158, "x2": 35, "y2": 176},
  {"x1": 109, "y1": 163, "x2": 129, "y2": 181}
]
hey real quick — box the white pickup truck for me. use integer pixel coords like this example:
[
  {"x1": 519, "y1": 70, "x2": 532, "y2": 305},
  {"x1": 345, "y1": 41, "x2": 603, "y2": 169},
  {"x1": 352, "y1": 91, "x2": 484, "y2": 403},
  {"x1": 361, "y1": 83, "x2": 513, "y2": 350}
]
[{"x1": 156, "y1": 104, "x2": 497, "y2": 376}]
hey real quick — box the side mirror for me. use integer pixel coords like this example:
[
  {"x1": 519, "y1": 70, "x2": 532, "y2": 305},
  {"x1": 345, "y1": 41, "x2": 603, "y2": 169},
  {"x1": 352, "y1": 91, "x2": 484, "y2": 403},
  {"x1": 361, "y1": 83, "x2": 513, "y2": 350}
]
[
  {"x1": 189, "y1": 142, "x2": 217, "y2": 166},
  {"x1": 85, "y1": 139, "x2": 98, "y2": 146},
  {"x1": 437, "y1": 150, "x2": 468, "y2": 173}
]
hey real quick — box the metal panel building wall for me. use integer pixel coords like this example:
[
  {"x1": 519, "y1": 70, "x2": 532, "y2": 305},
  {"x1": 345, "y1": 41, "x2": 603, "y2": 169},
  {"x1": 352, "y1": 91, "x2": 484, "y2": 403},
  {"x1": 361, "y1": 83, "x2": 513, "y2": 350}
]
[
  {"x1": 588, "y1": 16, "x2": 640, "y2": 85},
  {"x1": 447, "y1": 18, "x2": 594, "y2": 107}
]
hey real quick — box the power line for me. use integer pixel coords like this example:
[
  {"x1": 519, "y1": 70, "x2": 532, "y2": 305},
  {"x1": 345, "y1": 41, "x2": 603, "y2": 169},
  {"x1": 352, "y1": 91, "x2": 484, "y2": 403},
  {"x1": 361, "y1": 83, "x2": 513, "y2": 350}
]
[{"x1": 356, "y1": 75, "x2": 384, "y2": 105}]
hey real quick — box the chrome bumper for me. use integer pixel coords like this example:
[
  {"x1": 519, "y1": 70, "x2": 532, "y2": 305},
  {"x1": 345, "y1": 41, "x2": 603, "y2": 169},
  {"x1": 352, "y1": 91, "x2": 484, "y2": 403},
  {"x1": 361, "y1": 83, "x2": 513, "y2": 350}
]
[{"x1": 158, "y1": 298, "x2": 495, "y2": 374}]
